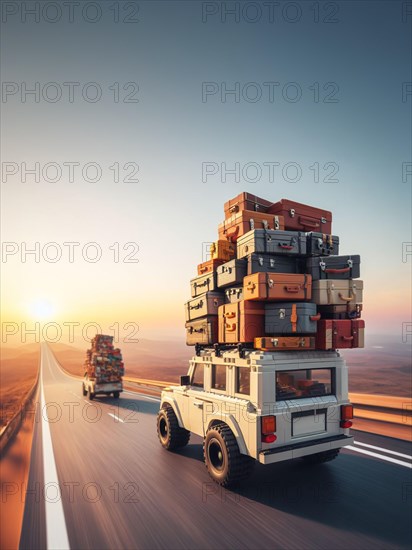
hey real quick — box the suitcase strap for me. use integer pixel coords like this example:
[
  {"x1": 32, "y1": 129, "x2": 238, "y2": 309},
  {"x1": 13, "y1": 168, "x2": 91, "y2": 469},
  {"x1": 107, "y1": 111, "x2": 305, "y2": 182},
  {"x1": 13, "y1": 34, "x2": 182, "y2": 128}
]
[
  {"x1": 339, "y1": 292, "x2": 354, "y2": 302},
  {"x1": 291, "y1": 304, "x2": 297, "y2": 332}
]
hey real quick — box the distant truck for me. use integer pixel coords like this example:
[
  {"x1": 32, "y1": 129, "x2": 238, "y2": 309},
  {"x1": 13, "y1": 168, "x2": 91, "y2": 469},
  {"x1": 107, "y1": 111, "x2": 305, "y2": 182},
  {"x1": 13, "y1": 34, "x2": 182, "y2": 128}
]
[
  {"x1": 157, "y1": 349, "x2": 353, "y2": 486},
  {"x1": 82, "y1": 334, "x2": 124, "y2": 400}
]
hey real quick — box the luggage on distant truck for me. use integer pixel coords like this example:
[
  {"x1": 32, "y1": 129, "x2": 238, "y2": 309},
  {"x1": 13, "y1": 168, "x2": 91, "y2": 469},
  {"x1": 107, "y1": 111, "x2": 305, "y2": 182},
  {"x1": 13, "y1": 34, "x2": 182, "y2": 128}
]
[
  {"x1": 237, "y1": 229, "x2": 307, "y2": 258},
  {"x1": 305, "y1": 255, "x2": 360, "y2": 280},
  {"x1": 264, "y1": 302, "x2": 320, "y2": 334},
  {"x1": 224, "y1": 192, "x2": 273, "y2": 218},
  {"x1": 209, "y1": 240, "x2": 236, "y2": 261},
  {"x1": 185, "y1": 317, "x2": 218, "y2": 346},
  {"x1": 185, "y1": 291, "x2": 225, "y2": 322},
  {"x1": 190, "y1": 271, "x2": 218, "y2": 298},
  {"x1": 254, "y1": 336, "x2": 316, "y2": 351},
  {"x1": 197, "y1": 259, "x2": 225, "y2": 275},
  {"x1": 306, "y1": 232, "x2": 339, "y2": 256},
  {"x1": 246, "y1": 253, "x2": 301, "y2": 275},
  {"x1": 318, "y1": 304, "x2": 362, "y2": 320},
  {"x1": 316, "y1": 319, "x2": 365, "y2": 350},
  {"x1": 312, "y1": 279, "x2": 363, "y2": 306},
  {"x1": 218, "y1": 211, "x2": 284, "y2": 241},
  {"x1": 216, "y1": 258, "x2": 248, "y2": 288},
  {"x1": 243, "y1": 272, "x2": 312, "y2": 301},
  {"x1": 268, "y1": 198, "x2": 332, "y2": 234},
  {"x1": 218, "y1": 301, "x2": 265, "y2": 343}
]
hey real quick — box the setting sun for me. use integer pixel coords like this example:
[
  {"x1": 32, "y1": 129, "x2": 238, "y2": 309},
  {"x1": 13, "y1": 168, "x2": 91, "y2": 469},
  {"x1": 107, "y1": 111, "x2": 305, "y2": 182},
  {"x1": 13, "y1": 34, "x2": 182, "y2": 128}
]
[{"x1": 28, "y1": 299, "x2": 56, "y2": 320}]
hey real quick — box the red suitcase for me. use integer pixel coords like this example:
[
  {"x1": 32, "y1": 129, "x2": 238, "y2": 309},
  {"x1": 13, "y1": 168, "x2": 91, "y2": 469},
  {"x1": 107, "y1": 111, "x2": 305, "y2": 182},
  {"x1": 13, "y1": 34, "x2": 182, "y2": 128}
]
[
  {"x1": 224, "y1": 192, "x2": 273, "y2": 218},
  {"x1": 316, "y1": 319, "x2": 365, "y2": 350},
  {"x1": 268, "y1": 199, "x2": 332, "y2": 234}
]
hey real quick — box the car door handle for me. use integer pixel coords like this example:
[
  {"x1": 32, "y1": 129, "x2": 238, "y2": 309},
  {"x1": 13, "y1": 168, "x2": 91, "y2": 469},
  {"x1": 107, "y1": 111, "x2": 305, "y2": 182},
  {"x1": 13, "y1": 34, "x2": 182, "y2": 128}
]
[{"x1": 193, "y1": 401, "x2": 203, "y2": 408}]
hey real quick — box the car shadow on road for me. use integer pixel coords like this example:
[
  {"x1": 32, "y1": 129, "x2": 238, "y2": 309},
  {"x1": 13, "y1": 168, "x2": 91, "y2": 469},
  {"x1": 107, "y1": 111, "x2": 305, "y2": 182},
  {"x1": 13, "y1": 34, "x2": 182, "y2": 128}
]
[{"x1": 93, "y1": 395, "x2": 159, "y2": 416}]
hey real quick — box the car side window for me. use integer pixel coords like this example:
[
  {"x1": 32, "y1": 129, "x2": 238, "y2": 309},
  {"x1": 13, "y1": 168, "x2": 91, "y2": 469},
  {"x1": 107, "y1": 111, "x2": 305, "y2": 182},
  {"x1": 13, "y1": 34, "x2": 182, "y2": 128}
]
[
  {"x1": 191, "y1": 364, "x2": 204, "y2": 388},
  {"x1": 236, "y1": 367, "x2": 250, "y2": 395},
  {"x1": 211, "y1": 364, "x2": 226, "y2": 391}
]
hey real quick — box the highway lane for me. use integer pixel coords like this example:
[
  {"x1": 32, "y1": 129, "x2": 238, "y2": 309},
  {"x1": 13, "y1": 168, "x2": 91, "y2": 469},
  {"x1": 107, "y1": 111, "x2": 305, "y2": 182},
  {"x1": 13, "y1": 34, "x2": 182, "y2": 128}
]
[{"x1": 19, "y1": 343, "x2": 412, "y2": 550}]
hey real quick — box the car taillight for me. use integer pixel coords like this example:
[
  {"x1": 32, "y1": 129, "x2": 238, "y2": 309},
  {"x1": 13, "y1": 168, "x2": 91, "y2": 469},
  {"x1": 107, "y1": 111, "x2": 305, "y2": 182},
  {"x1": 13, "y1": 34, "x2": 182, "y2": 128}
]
[
  {"x1": 261, "y1": 415, "x2": 276, "y2": 442},
  {"x1": 340, "y1": 404, "x2": 354, "y2": 428}
]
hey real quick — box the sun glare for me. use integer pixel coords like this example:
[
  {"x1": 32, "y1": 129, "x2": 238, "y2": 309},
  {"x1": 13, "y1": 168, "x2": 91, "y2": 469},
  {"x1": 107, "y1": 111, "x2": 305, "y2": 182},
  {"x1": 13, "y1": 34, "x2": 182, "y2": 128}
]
[{"x1": 28, "y1": 299, "x2": 56, "y2": 320}]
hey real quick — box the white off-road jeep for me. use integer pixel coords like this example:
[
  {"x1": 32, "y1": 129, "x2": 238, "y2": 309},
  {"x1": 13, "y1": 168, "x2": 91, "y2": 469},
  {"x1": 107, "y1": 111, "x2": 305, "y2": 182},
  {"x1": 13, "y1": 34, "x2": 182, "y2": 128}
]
[{"x1": 157, "y1": 348, "x2": 354, "y2": 486}]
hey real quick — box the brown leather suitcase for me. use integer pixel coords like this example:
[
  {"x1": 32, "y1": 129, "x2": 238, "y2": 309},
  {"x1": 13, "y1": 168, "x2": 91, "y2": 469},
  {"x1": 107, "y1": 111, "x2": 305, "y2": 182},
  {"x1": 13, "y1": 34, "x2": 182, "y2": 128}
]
[
  {"x1": 316, "y1": 319, "x2": 365, "y2": 350},
  {"x1": 224, "y1": 192, "x2": 273, "y2": 218},
  {"x1": 185, "y1": 317, "x2": 218, "y2": 346},
  {"x1": 218, "y1": 211, "x2": 284, "y2": 242},
  {"x1": 197, "y1": 259, "x2": 225, "y2": 276},
  {"x1": 268, "y1": 199, "x2": 332, "y2": 234},
  {"x1": 210, "y1": 240, "x2": 236, "y2": 261},
  {"x1": 218, "y1": 301, "x2": 265, "y2": 343},
  {"x1": 243, "y1": 273, "x2": 312, "y2": 301},
  {"x1": 254, "y1": 336, "x2": 315, "y2": 351}
]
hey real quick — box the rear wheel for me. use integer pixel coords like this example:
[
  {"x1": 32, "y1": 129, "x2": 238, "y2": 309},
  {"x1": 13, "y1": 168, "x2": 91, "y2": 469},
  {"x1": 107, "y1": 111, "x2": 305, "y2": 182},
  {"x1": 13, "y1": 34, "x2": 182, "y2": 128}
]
[
  {"x1": 157, "y1": 406, "x2": 190, "y2": 450},
  {"x1": 204, "y1": 423, "x2": 254, "y2": 487},
  {"x1": 88, "y1": 389, "x2": 95, "y2": 401},
  {"x1": 302, "y1": 449, "x2": 340, "y2": 464},
  {"x1": 82, "y1": 384, "x2": 87, "y2": 396},
  {"x1": 113, "y1": 391, "x2": 120, "y2": 399}
]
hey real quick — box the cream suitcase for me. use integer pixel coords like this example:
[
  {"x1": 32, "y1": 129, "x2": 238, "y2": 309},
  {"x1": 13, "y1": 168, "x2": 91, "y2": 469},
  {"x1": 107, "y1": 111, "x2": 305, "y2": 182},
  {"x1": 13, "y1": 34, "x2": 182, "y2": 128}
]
[{"x1": 312, "y1": 279, "x2": 363, "y2": 306}]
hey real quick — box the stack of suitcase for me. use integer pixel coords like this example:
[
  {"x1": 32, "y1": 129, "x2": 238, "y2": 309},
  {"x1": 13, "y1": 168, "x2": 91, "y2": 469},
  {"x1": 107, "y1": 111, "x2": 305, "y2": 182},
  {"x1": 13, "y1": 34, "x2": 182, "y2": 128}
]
[
  {"x1": 85, "y1": 334, "x2": 125, "y2": 382},
  {"x1": 185, "y1": 192, "x2": 364, "y2": 351}
]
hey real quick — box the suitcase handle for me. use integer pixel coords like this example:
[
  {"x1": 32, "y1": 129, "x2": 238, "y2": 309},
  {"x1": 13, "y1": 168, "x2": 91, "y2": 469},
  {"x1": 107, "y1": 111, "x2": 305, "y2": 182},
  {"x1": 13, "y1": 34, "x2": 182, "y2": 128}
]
[
  {"x1": 224, "y1": 312, "x2": 236, "y2": 319},
  {"x1": 229, "y1": 204, "x2": 239, "y2": 214},
  {"x1": 246, "y1": 281, "x2": 256, "y2": 291},
  {"x1": 199, "y1": 266, "x2": 208, "y2": 273},
  {"x1": 310, "y1": 314, "x2": 321, "y2": 321},
  {"x1": 325, "y1": 267, "x2": 350, "y2": 274},
  {"x1": 342, "y1": 335, "x2": 354, "y2": 341},
  {"x1": 194, "y1": 279, "x2": 208, "y2": 288},
  {"x1": 285, "y1": 285, "x2": 300, "y2": 293},
  {"x1": 225, "y1": 226, "x2": 239, "y2": 240},
  {"x1": 339, "y1": 293, "x2": 354, "y2": 302},
  {"x1": 299, "y1": 215, "x2": 320, "y2": 228},
  {"x1": 279, "y1": 243, "x2": 294, "y2": 250},
  {"x1": 190, "y1": 301, "x2": 203, "y2": 310},
  {"x1": 226, "y1": 323, "x2": 236, "y2": 332}
]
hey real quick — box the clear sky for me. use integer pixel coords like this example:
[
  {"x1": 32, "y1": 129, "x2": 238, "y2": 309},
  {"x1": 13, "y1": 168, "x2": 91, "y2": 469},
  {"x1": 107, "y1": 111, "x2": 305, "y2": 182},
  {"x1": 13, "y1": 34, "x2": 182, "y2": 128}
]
[{"x1": 1, "y1": 1, "x2": 411, "y2": 345}]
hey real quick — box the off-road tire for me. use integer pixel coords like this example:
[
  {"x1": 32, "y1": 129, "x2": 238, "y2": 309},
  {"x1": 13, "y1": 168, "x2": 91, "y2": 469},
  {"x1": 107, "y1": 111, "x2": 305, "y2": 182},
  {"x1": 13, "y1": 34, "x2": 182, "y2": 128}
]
[
  {"x1": 113, "y1": 391, "x2": 120, "y2": 399},
  {"x1": 82, "y1": 384, "x2": 87, "y2": 396},
  {"x1": 88, "y1": 389, "x2": 95, "y2": 401},
  {"x1": 204, "y1": 423, "x2": 254, "y2": 487},
  {"x1": 157, "y1": 405, "x2": 190, "y2": 451},
  {"x1": 302, "y1": 449, "x2": 340, "y2": 464}
]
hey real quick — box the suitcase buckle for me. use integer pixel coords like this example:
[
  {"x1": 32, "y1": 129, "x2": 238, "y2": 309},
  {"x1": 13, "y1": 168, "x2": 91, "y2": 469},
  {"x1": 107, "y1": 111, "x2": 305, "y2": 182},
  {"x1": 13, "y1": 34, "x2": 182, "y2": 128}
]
[
  {"x1": 290, "y1": 209, "x2": 295, "y2": 217},
  {"x1": 270, "y1": 338, "x2": 279, "y2": 347},
  {"x1": 279, "y1": 309, "x2": 285, "y2": 319},
  {"x1": 321, "y1": 217, "x2": 326, "y2": 224},
  {"x1": 320, "y1": 261, "x2": 326, "y2": 271},
  {"x1": 269, "y1": 259, "x2": 275, "y2": 267},
  {"x1": 258, "y1": 257, "x2": 264, "y2": 266},
  {"x1": 250, "y1": 218, "x2": 255, "y2": 230},
  {"x1": 347, "y1": 259, "x2": 353, "y2": 268}
]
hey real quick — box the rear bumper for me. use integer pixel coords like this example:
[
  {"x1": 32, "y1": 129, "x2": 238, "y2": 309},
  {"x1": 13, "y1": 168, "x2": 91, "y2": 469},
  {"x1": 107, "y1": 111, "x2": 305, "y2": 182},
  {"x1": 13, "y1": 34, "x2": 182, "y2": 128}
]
[
  {"x1": 94, "y1": 383, "x2": 123, "y2": 394},
  {"x1": 259, "y1": 434, "x2": 353, "y2": 465}
]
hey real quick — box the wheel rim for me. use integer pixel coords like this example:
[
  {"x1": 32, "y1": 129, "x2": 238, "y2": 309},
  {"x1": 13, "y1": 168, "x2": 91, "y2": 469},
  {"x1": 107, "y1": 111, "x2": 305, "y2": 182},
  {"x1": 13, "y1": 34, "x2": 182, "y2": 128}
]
[
  {"x1": 208, "y1": 438, "x2": 225, "y2": 472},
  {"x1": 159, "y1": 416, "x2": 168, "y2": 441}
]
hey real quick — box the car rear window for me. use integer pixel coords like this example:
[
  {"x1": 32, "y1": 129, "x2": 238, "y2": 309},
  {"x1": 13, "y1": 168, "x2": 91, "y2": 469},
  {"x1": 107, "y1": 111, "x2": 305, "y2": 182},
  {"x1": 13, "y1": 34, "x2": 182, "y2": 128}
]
[
  {"x1": 236, "y1": 367, "x2": 250, "y2": 395},
  {"x1": 276, "y1": 369, "x2": 333, "y2": 400},
  {"x1": 191, "y1": 364, "x2": 204, "y2": 388},
  {"x1": 211, "y1": 364, "x2": 226, "y2": 391}
]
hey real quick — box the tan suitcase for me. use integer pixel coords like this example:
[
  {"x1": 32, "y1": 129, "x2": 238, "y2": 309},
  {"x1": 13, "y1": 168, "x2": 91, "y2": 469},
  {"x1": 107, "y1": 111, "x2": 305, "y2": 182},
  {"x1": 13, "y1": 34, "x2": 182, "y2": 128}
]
[
  {"x1": 243, "y1": 272, "x2": 312, "y2": 301},
  {"x1": 210, "y1": 240, "x2": 236, "y2": 261},
  {"x1": 254, "y1": 336, "x2": 316, "y2": 351},
  {"x1": 218, "y1": 211, "x2": 284, "y2": 242},
  {"x1": 312, "y1": 279, "x2": 363, "y2": 306},
  {"x1": 218, "y1": 301, "x2": 264, "y2": 343}
]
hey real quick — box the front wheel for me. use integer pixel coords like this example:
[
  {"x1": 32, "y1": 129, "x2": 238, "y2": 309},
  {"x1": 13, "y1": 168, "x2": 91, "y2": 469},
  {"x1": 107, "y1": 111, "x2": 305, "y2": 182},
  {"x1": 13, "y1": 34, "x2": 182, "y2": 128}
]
[
  {"x1": 302, "y1": 449, "x2": 340, "y2": 464},
  {"x1": 82, "y1": 384, "x2": 87, "y2": 396},
  {"x1": 88, "y1": 389, "x2": 95, "y2": 401},
  {"x1": 157, "y1": 406, "x2": 190, "y2": 451},
  {"x1": 113, "y1": 391, "x2": 120, "y2": 399},
  {"x1": 204, "y1": 424, "x2": 254, "y2": 487}
]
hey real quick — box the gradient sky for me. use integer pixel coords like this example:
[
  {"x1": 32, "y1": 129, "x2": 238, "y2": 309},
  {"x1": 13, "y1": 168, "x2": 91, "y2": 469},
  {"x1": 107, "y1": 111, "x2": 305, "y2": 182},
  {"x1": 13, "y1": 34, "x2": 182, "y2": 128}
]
[{"x1": 1, "y1": 0, "x2": 411, "y2": 345}]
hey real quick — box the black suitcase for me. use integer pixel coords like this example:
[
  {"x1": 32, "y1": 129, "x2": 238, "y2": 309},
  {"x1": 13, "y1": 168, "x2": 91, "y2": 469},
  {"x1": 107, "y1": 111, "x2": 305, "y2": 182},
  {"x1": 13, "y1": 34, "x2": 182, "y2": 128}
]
[
  {"x1": 224, "y1": 286, "x2": 243, "y2": 303},
  {"x1": 318, "y1": 304, "x2": 362, "y2": 319},
  {"x1": 237, "y1": 229, "x2": 307, "y2": 258},
  {"x1": 185, "y1": 291, "x2": 225, "y2": 322},
  {"x1": 247, "y1": 253, "x2": 301, "y2": 275},
  {"x1": 217, "y1": 259, "x2": 247, "y2": 288},
  {"x1": 190, "y1": 271, "x2": 218, "y2": 298},
  {"x1": 305, "y1": 255, "x2": 360, "y2": 280},
  {"x1": 306, "y1": 232, "x2": 339, "y2": 256},
  {"x1": 185, "y1": 317, "x2": 218, "y2": 346}
]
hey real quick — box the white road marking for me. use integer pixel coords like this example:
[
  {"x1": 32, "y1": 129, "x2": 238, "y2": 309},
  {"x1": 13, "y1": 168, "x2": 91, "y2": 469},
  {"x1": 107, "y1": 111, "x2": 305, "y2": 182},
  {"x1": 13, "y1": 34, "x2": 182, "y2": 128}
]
[
  {"x1": 108, "y1": 413, "x2": 125, "y2": 423},
  {"x1": 124, "y1": 390, "x2": 160, "y2": 402},
  {"x1": 346, "y1": 445, "x2": 412, "y2": 469},
  {"x1": 40, "y1": 351, "x2": 71, "y2": 550},
  {"x1": 354, "y1": 441, "x2": 412, "y2": 461}
]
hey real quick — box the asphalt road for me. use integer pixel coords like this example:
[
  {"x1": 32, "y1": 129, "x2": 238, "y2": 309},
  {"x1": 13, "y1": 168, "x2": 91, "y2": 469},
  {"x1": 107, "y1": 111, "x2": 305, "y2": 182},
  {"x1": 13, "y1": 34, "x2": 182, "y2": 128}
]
[{"x1": 19, "y1": 344, "x2": 412, "y2": 550}]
